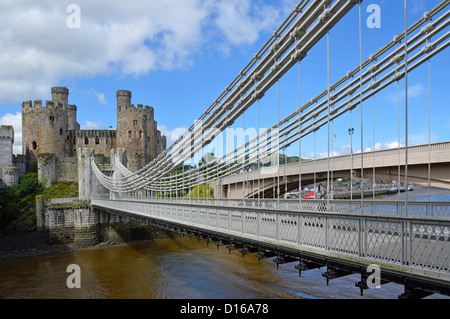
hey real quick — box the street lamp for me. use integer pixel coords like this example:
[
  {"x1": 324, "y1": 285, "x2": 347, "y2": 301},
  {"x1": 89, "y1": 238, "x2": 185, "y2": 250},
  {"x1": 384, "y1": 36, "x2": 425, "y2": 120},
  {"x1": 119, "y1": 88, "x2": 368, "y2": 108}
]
[{"x1": 348, "y1": 127, "x2": 354, "y2": 200}]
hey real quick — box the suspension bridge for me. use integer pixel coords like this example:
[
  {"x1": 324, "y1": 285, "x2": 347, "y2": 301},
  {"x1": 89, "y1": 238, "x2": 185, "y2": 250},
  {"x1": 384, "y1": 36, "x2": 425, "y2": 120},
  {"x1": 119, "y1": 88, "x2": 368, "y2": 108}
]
[{"x1": 79, "y1": 0, "x2": 450, "y2": 298}]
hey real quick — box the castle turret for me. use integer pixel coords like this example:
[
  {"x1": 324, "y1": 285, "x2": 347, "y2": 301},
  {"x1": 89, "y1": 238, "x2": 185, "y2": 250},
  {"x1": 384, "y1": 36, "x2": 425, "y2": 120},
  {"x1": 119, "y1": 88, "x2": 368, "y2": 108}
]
[
  {"x1": 51, "y1": 87, "x2": 69, "y2": 107},
  {"x1": 68, "y1": 104, "x2": 80, "y2": 130},
  {"x1": 116, "y1": 90, "x2": 132, "y2": 110}
]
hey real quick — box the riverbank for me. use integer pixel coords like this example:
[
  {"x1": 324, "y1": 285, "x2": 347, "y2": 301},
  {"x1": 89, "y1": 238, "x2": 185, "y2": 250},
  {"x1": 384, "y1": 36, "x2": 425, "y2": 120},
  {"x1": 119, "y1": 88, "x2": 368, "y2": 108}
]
[{"x1": 0, "y1": 230, "x2": 144, "y2": 262}]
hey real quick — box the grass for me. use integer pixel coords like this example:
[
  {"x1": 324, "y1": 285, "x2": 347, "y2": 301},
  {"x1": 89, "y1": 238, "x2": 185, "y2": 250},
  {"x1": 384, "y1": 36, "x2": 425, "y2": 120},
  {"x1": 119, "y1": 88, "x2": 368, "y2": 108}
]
[{"x1": 41, "y1": 182, "x2": 78, "y2": 199}]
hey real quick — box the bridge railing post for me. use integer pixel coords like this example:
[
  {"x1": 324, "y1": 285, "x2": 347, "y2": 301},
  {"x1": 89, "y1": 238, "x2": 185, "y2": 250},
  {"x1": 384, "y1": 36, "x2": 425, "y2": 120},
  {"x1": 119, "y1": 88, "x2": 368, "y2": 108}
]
[
  {"x1": 297, "y1": 214, "x2": 302, "y2": 247},
  {"x1": 276, "y1": 213, "x2": 280, "y2": 242},
  {"x1": 257, "y1": 212, "x2": 261, "y2": 238}
]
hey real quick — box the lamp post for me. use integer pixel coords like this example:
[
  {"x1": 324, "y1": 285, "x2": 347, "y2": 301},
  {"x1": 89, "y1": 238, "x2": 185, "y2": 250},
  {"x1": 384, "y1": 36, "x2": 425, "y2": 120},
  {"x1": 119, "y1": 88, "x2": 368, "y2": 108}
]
[{"x1": 348, "y1": 127, "x2": 354, "y2": 200}]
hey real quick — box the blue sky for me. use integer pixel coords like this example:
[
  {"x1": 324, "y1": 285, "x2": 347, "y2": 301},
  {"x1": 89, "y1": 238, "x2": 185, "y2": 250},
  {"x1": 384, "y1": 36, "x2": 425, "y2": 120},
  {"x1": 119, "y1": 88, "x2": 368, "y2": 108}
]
[{"x1": 0, "y1": 0, "x2": 449, "y2": 160}]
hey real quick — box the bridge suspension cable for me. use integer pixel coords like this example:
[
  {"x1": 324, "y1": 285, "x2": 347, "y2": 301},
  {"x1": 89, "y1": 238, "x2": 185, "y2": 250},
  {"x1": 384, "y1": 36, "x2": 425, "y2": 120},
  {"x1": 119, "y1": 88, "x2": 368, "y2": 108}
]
[{"x1": 89, "y1": 1, "x2": 450, "y2": 200}]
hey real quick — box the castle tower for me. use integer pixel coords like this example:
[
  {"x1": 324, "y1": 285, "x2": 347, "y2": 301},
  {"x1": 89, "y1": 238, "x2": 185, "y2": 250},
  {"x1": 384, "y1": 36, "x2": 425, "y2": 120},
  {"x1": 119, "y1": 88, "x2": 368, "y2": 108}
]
[
  {"x1": 115, "y1": 90, "x2": 159, "y2": 170},
  {"x1": 22, "y1": 87, "x2": 69, "y2": 171},
  {"x1": 0, "y1": 125, "x2": 15, "y2": 187},
  {"x1": 0, "y1": 125, "x2": 14, "y2": 170}
]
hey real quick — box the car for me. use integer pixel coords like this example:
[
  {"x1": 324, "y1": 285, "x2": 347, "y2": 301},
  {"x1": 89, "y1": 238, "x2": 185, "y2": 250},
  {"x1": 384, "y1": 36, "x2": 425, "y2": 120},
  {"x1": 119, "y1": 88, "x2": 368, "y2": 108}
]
[{"x1": 303, "y1": 192, "x2": 316, "y2": 199}]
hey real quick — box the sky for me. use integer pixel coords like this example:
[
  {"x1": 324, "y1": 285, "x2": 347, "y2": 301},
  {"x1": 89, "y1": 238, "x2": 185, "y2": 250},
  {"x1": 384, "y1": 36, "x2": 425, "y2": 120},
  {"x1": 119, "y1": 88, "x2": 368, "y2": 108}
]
[{"x1": 0, "y1": 0, "x2": 449, "y2": 161}]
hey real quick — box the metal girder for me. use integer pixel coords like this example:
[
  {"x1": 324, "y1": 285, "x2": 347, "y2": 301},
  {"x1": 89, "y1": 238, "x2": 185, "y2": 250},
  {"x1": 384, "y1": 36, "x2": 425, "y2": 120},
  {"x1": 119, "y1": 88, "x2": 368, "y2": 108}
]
[
  {"x1": 273, "y1": 255, "x2": 300, "y2": 270},
  {"x1": 255, "y1": 250, "x2": 278, "y2": 264},
  {"x1": 322, "y1": 264, "x2": 353, "y2": 285},
  {"x1": 295, "y1": 259, "x2": 325, "y2": 277}
]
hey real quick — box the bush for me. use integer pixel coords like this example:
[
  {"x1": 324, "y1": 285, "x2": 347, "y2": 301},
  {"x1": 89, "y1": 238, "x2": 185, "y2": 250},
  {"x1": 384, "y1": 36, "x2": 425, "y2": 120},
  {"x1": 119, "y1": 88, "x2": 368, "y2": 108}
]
[
  {"x1": 0, "y1": 185, "x2": 20, "y2": 220},
  {"x1": 0, "y1": 172, "x2": 44, "y2": 222},
  {"x1": 18, "y1": 172, "x2": 42, "y2": 198}
]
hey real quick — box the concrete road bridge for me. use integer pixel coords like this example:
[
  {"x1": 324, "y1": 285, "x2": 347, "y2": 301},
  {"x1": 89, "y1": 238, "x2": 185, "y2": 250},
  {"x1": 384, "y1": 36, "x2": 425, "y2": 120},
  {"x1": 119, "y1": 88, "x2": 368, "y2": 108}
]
[{"x1": 218, "y1": 141, "x2": 450, "y2": 199}]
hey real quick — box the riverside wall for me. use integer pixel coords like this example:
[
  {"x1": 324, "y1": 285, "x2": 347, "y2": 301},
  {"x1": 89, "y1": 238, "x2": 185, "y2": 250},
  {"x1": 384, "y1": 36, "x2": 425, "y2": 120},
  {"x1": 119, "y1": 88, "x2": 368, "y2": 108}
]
[{"x1": 35, "y1": 196, "x2": 176, "y2": 248}]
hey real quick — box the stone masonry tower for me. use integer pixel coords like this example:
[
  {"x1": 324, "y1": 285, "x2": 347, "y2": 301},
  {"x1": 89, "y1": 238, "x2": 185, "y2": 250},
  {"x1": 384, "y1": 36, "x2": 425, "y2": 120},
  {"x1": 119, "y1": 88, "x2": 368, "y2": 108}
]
[
  {"x1": 116, "y1": 90, "x2": 160, "y2": 171},
  {"x1": 22, "y1": 88, "x2": 66, "y2": 171}
]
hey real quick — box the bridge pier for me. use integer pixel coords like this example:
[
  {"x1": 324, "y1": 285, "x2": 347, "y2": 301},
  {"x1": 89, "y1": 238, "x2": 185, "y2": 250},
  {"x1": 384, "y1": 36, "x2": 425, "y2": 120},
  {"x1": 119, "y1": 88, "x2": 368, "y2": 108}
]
[{"x1": 77, "y1": 148, "x2": 93, "y2": 201}]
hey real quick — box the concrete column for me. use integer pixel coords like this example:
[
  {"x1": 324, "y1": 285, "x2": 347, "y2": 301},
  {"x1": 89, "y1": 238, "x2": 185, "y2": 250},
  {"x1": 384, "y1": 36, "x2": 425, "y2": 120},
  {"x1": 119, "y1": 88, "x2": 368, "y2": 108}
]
[{"x1": 78, "y1": 148, "x2": 93, "y2": 201}]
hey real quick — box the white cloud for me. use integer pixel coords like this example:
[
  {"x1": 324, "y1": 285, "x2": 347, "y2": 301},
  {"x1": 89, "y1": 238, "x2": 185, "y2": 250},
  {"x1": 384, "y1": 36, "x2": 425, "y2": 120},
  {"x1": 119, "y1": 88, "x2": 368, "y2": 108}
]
[
  {"x1": 0, "y1": 0, "x2": 294, "y2": 105},
  {"x1": 88, "y1": 89, "x2": 107, "y2": 104},
  {"x1": 303, "y1": 140, "x2": 411, "y2": 159},
  {"x1": 213, "y1": 0, "x2": 280, "y2": 45},
  {"x1": 383, "y1": 82, "x2": 426, "y2": 103},
  {"x1": 158, "y1": 124, "x2": 188, "y2": 146},
  {"x1": 81, "y1": 120, "x2": 105, "y2": 130},
  {"x1": 411, "y1": 0, "x2": 426, "y2": 15},
  {"x1": 0, "y1": 112, "x2": 22, "y2": 154}
]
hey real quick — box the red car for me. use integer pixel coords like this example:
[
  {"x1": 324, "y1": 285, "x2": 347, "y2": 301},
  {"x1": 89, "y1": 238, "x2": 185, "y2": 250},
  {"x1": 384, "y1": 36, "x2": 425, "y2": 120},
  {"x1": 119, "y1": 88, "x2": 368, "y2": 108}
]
[{"x1": 303, "y1": 192, "x2": 316, "y2": 199}]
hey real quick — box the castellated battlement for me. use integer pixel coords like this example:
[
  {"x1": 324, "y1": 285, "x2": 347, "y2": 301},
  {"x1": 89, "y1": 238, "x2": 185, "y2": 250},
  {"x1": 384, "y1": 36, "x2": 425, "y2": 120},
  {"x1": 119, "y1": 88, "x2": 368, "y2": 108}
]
[
  {"x1": 120, "y1": 104, "x2": 154, "y2": 119},
  {"x1": 21, "y1": 99, "x2": 60, "y2": 111},
  {"x1": 0, "y1": 125, "x2": 14, "y2": 141}
]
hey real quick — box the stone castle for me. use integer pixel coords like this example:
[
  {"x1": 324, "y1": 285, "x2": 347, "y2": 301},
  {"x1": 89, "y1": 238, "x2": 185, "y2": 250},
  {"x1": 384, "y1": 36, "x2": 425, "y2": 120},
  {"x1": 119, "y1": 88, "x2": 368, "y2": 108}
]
[{"x1": 0, "y1": 87, "x2": 166, "y2": 188}]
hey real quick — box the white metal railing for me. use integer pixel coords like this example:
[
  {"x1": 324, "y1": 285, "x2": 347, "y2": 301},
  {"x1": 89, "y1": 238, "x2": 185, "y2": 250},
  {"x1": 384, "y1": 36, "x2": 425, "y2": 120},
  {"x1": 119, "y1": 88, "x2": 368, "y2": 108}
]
[
  {"x1": 110, "y1": 193, "x2": 450, "y2": 219},
  {"x1": 92, "y1": 197, "x2": 450, "y2": 281}
]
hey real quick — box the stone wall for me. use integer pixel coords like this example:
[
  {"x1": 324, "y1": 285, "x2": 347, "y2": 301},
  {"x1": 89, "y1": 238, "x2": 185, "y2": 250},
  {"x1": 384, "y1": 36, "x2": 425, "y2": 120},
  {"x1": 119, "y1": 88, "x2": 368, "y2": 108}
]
[
  {"x1": 70, "y1": 129, "x2": 116, "y2": 158},
  {"x1": 36, "y1": 196, "x2": 176, "y2": 248},
  {"x1": 12, "y1": 154, "x2": 26, "y2": 179},
  {"x1": 56, "y1": 156, "x2": 78, "y2": 182}
]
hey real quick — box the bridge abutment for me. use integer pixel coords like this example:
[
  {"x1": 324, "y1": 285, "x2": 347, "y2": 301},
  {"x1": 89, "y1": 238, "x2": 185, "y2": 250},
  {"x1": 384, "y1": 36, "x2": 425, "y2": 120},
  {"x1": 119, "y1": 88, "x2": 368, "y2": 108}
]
[{"x1": 35, "y1": 197, "x2": 177, "y2": 248}]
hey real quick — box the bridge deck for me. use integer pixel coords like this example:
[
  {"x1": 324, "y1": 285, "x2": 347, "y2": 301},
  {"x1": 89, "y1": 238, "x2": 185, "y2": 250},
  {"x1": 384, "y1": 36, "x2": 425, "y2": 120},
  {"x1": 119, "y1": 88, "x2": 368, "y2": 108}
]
[{"x1": 92, "y1": 197, "x2": 450, "y2": 297}]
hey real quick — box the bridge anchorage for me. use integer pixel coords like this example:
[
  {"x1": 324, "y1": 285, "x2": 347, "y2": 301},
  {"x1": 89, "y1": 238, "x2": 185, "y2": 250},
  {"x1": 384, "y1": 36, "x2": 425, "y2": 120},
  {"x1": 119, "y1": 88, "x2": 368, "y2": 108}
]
[{"x1": 88, "y1": 0, "x2": 450, "y2": 299}]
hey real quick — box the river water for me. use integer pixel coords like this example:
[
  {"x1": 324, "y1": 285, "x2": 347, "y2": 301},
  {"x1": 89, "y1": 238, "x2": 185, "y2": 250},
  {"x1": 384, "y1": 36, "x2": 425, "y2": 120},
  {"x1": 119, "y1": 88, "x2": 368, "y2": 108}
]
[{"x1": 0, "y1": 189, "x2": 448, "y2": 299}]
